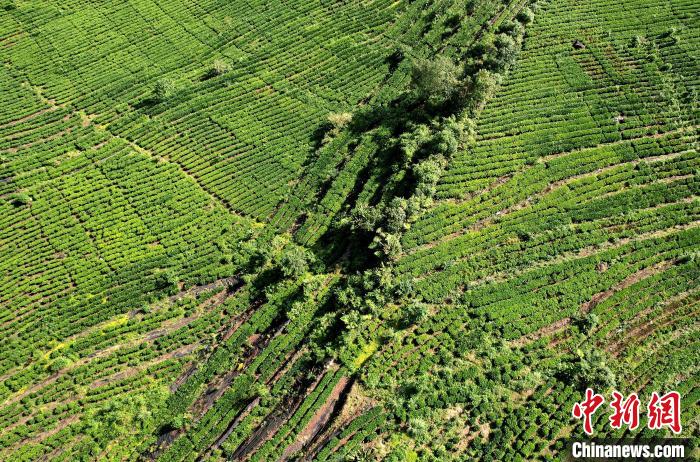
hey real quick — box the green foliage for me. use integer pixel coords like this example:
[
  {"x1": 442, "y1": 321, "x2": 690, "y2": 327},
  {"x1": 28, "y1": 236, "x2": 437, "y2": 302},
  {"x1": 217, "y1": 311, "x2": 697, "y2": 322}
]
[
  {"x1": 469, "y1": 69, "x2": 500, "y2": 113},
  {"x1": 411, "y1": 57, "x2": 463, "y2": 104},
  {"x1": 516, "y1": 7, "x2": 534, "y2": 24},
  {"x1": 371, "y1": 231, "x2": 403, "y2": 260},
  {"x1": 572, "y1": 312, "x2": 600, "y2": 334},
  {"x1": 349, "y1": 202, "x2": 381, "y2": 232},
  {"x1": 560, "y1": 348, "x2": 617, "y2": 391},
  {"x1": 278, "y1": 246, "x2": 312, "y2": 278},
  {"x1": 153, "y1": 77, "x2": 178, "y2": 101},
  {"x1": 401, "y1": 302, "x2": 429, "y2": 327},
  {"x1": 4, "y1": 0, "x2": 698, "y2": 460},
  {"x1": 385, "y1": 198, "x2": 408, "y2": 233},
  {"x1": 209, "y1": 59, "x2": 231, "y2": 76},
  {"x1": 46, "y1": 356, "x2": 72, "y2": 373},
  {"x1": 490, "y1": 33, "x2": 519, "y2": 72},
  {"x1": 154, "y1": 269, "x2": 179, "y2": 293},
  {"x1": 327, "y1": 112, "x2": 353, "y2": 131},
  {"x1": 413, "y1": 155, "x2": 447, "y2": 199},
  {"x1": 9, "y1": 192, "x2": 31, "y2": 207}
]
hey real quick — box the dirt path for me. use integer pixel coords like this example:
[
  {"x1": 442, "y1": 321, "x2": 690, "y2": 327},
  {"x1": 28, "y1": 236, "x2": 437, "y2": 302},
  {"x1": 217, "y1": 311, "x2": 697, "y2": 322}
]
[
  {"x1": 581, "y1": 260, "x2": 674, "y2": 313},
  {"x1": 279, "y1": 376, "x2": 351, "y2": 461}
]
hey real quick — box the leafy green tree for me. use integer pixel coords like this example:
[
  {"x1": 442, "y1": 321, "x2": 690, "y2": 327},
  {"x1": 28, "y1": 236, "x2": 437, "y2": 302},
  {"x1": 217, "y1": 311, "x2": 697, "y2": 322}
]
[
  {"x1": 279, "y1": 247, "x2": 311, "y2": 278},
  {"x1": 210, "y1": 59, "x2": 231, "y2": 76},
  {"x1": 349, "y1": 203, "x2": 381, "y2": 232},
  {"x1": 413, "y1": 156, "x2": 446, "y2": 199},
  {"x1": 560, "y1": 348, "x2": 617, "y2": 391},
  {"x1": 399, "y1": 124, "x2": 431, "y2": 164},
  {"x1": 47, "y1": 356, "x2": 72, "y2": 373},
  {"x1": 372, "y1": 231, "x2": 402, "y2": 260},
  {"x1": 385, "y1": 197, "x2": 408, "y2": 233},
  {"x1": 411, "y1": 56, "x2": 463, "y2": 104},
  {"x1": 401, "y1": 302, "x2": 429, "y2": 327},
  {"x1": 154, "y1": 269, "x2": 178, "y2": 292},
  {"x1": 491, "y1": 34, "x2": 519, "y2": 72},
  {"x1": 516, "y1": 7, "x2": 534, "y2": 24},
  {"x1": 153, "y1": 78, "x2": 177, "y2": 101},
  {"x1": 469, "y1": 69, "x2": 500, "y2": 112},
  {"x1": 327, "y1": 112, "x2": 353, "y2": 131},
  {"x1": 572, "y1": 312, "x2": 600, "y2": 334}
]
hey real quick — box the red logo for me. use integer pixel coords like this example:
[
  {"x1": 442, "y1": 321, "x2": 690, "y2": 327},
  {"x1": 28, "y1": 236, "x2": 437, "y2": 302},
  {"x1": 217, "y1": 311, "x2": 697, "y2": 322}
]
[
  {"x1": 572, "y1": 388, "x2": 605, "y2": 435},
  {"x1": 647, "y1": 391, "x2": 682, "y2": 434},
  {"x1": 609, "y1": 391, "x2": 640, "y2": 430},
  {"x1": 572, "y1": 390, "x2": 681, "y2": 435}
]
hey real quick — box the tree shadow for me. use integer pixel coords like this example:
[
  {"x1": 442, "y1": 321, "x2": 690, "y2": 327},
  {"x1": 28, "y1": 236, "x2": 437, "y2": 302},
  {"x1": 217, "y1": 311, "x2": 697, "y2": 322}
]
[{"x1": 133, "y1": 97, "x2": 159, "y2": 110}]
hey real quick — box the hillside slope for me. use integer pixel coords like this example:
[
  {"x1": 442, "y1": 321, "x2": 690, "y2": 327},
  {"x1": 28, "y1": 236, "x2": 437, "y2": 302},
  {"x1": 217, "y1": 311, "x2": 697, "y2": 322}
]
[{"x1": 0, "y1": 0, "x2": 698, "y2": 460}]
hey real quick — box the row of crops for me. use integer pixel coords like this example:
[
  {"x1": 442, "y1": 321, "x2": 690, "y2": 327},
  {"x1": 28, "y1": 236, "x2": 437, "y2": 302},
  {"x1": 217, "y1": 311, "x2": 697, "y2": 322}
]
[
  {"x1": 4, "y1": 0, "x2": 500, "y2": 222},
  {"x1": 1, "y1": 0, "x2": 698, "y2": 459},
  {"x1": 351, "y1": 0, "x2": 698, "y2": 458}
]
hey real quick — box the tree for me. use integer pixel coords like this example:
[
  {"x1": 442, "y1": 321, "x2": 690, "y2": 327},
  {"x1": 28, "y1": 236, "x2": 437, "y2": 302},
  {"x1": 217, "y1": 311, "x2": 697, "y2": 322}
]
[
  {"x1": 491, "y1": 34, "x2": 519, "y2": 72},
  {"x1": 434, "y1": 126, "x2": 459, "y2": 157},
  {"x1": 279, "y1": 247, "x2": 311, "y2": 278},
  {"x1": 323, "y1": 112, "x2": 353, "y2": 144},
  {"x1": 47, "y1": 356, "x2": 72, "y2": 373},
  {"x1": 572, "y1": 312, "x2": 600, "y2": 334},
  {"x1": 155, "y1": 269, "x2": 178, "y2": 291},
  {"x1": 212, "y1": 59, "x2": 231, "y2": 76},
  {"x1": 559, "y1": 348, "x2": 617, "y2": 391},
  {"x1": 153, "y1": 78, "x2": 177, "y2": 101},
  {"x1": 327, "y1": 112, "x2": 353, "y2": 131},
  {"x1": 401, "y1": 302, "x2": 429, "y2": 327},
  {"x1": 385, "y1": 197, "x2": 408, "y2": 233},
  {"x1": 498, "y1": 19, "x2": 524, "y2": 39},
  {"x1": 411, "y1": 57, "x2": 463, "y2": 104},
  {"x1": 516, "y1": 7, "x2": 534, "y2": 24},
  {"x1": 399, "y1": 124, "x2": 432, "y2": 164},
  {"x1": 413, "y1": 156, "x2": 446, "y2": 199},
  {"x1": 372, "y1": 231, "x2": 402, "y2": 260},
  {"x1": 469, "y1": 69, "x2": 500, "y2": 112},
  {"x1": 349, "y1": 203, "x2": 380, "y2": 232}
]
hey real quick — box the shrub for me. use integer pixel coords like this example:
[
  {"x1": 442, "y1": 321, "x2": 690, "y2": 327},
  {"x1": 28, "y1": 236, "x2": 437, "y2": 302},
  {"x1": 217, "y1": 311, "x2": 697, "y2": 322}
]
[
  {"x1": 154, "y1": 269, "x2": 179, "y2": 292},
  {"x1": 349, "y1": 203, "x2": 381, "y2": 232},
  {"x1": 209, "y1": 59, "x2": 231, "y2": 76},
  {"x1": 9, "y1": 192, "x2": 31, "y2": 207},
  {"x1": 47, "y1": 356, "x2": 72, "y2": 373},
  {"x1": 469, "y1": 70, "x2": 500, "y2": 113},
  {"x1": 324, "y1": 112, "x2": 353, "y2": 143},
  {"x1": 413, "y1": 156, "x2": 446, "y2": 198},
  {"x1": 491, "y1": 34, "x2": 519, "y2": 72},
  {"x1": 372, "y1": 231, "x2": 402, "y2": 260},
  {"x1": 401, "y1": 302, "x2": 429, "y2": 327},
  {"x1": 385, "y1": 198, "x2": 408, "y2": 233},
  {"x1": 559, "y1": 348, "x2": 617, "y2": 391},
  {"x1": 327, "y1": 112, "x2": 353, "y2": 131}
]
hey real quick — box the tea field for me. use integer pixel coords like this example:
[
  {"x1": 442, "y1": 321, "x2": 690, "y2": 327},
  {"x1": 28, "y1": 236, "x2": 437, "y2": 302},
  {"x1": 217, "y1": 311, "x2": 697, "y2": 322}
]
[{"x1": 1, "y1": 0, "x2": 698, "y2": 460}]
